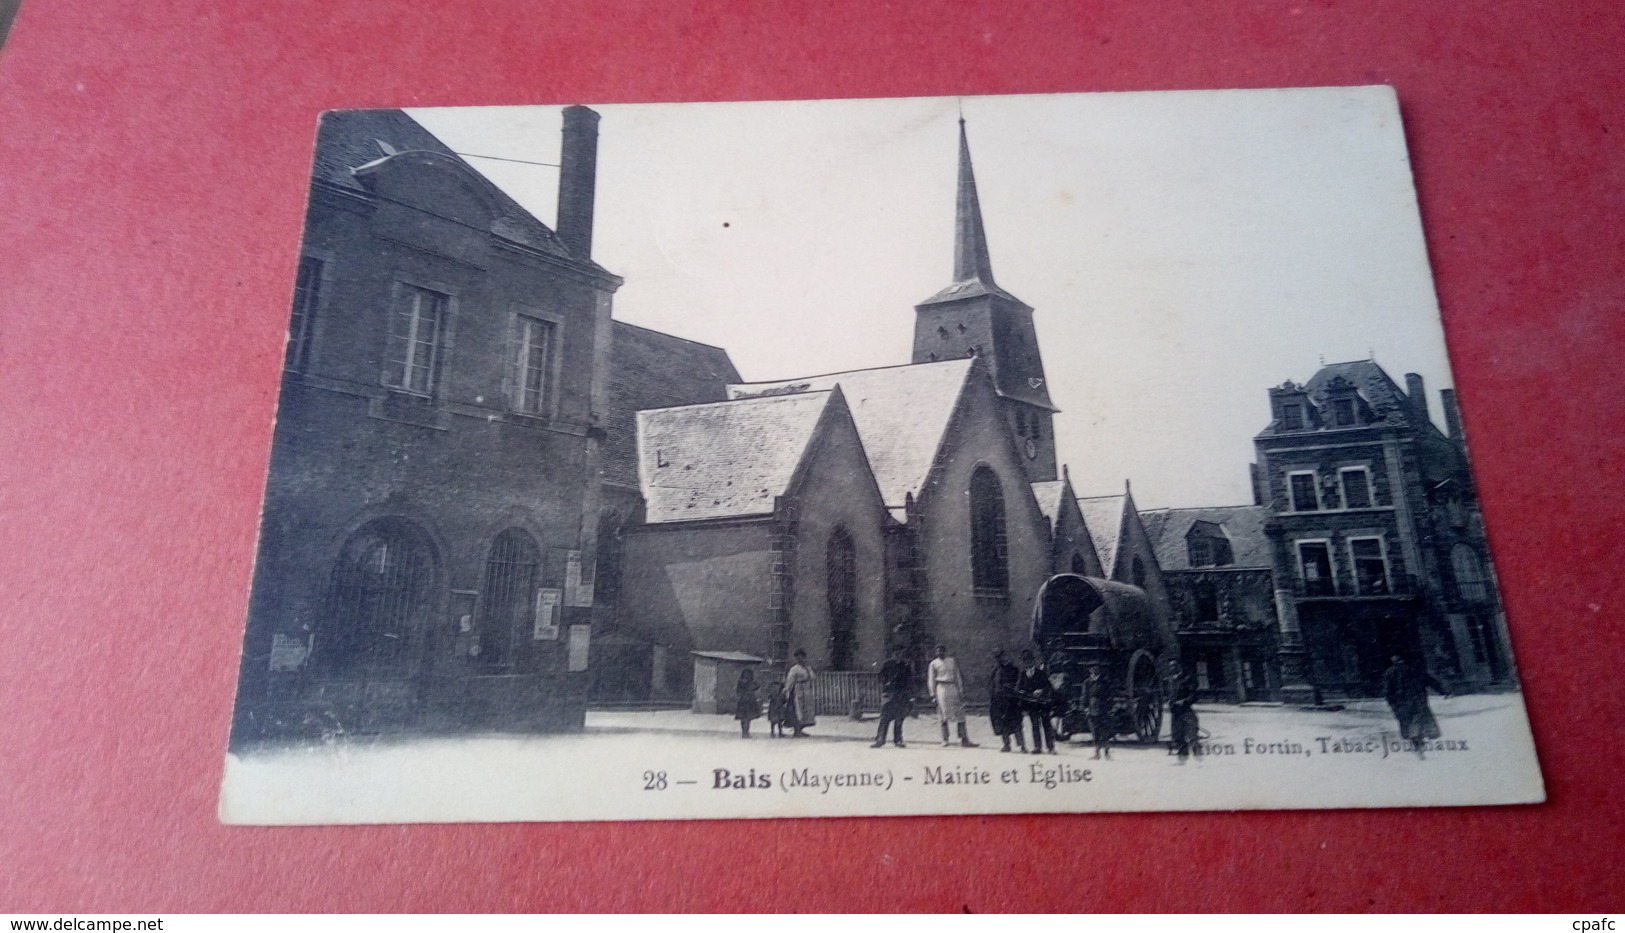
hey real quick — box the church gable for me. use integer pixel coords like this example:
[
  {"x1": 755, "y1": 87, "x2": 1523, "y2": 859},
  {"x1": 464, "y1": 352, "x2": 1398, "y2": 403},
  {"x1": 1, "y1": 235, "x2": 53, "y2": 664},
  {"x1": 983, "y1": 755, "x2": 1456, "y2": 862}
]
[
  {"x1": 729, "y1": 358, "x2": 975, "y2": 520},
  {"x1": 635, "y1": 391, "x2": 834, "y2": 523},
  {"x1": 1036, "y1": 476, "x2": 1104, "y2": 576}
]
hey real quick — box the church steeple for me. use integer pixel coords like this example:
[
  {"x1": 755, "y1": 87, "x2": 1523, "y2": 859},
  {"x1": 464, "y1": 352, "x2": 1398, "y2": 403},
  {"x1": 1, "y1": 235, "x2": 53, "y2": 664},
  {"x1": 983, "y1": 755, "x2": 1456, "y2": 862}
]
[
  {"x1": 953, "y1": 118, "x2": 997, "y2": 288},
  {"x1": 912, "y1": 113, "x2": 1059, "y2": 483}
]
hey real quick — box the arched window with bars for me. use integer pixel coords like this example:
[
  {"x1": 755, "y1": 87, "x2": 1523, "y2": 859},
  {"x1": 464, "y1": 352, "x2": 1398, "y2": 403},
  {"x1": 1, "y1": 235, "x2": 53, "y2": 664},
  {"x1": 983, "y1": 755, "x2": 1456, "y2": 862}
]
[
  {"x1": 477, "y1": 528, "x2": 542, "y2": 668},
  {"x1": 969, "y1": 467, "x2": 1008, "y2": 596}
]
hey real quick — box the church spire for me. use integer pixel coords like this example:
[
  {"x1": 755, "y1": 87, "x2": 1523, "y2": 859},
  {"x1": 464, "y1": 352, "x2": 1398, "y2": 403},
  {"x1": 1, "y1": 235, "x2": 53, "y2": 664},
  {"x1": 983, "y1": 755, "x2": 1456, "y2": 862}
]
[{"x1": 953, "y1": 118, "x2": 997, "y2": 286}]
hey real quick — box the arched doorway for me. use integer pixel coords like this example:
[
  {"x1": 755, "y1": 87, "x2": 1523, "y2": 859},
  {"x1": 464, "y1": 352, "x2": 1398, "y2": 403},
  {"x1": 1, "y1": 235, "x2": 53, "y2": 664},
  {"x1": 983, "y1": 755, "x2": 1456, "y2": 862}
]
[{"x1": 322, "y1": 517, "x2": 439, "y2": 678}]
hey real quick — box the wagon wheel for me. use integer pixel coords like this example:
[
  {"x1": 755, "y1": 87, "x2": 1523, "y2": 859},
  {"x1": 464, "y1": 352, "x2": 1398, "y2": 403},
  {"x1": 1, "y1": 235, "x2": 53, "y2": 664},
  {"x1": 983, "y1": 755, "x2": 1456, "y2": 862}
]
[{"x1": 1126, "y1": 649, "x2": 1164, "y2": 742}]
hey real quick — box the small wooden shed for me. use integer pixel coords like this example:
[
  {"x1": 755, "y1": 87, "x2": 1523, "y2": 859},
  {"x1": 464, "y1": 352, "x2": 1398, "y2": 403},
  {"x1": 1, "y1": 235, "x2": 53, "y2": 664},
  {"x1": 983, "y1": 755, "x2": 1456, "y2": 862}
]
[{"x1": 691, "y1": 650, "x2": 765, "y2": 714}]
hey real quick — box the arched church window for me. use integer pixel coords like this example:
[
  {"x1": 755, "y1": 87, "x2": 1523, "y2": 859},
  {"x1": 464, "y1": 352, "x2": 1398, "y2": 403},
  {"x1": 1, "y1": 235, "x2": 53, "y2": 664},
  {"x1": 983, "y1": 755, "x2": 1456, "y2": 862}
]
[
  {"x1": 323, "y1": 517, "x2": 437, "y2": 675},
  {"x1": 826, "y1": 528, "x2": 857, "y2": 670},
  {"x1": 1070, "y1": 553, "x2": 1088, "y2": 575},
  {"x1": 969, "y1": 467, "x2": 1008, "y2": 596},
  {"x1": 478, "y1": 528, "x2": 542, "y2": 667},
  {"x1": 1132, "y1": 555, "x2": 1147, "y2": 589}
]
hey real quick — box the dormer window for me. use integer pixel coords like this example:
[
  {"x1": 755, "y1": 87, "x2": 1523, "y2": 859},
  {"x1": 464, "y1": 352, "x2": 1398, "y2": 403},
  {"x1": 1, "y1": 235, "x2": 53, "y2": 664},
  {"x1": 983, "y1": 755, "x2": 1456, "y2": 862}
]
[
  {"x1": 1332, "y1": 397, "x2": 1356, "y2": 426},
  {"x1": 1186, "y1": 522, "x2": 1234, "y2": 567},
  {"x1": 1282, "y1": 404, "x2": 1305, "y2": 430}
]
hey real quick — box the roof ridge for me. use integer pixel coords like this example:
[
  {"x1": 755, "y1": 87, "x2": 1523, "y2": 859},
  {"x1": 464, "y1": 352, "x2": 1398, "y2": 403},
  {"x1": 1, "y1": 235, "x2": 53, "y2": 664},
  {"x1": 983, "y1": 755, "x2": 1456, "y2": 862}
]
[
  {"x1": 637, "y1": 388, "x2": 832, "y2": 416},
  {"x1": 613, "y1": 319, "x2": 733, "y2": 353},
  {"x1": 729, "y1": 357, "x2": 973, "y2": 387}
]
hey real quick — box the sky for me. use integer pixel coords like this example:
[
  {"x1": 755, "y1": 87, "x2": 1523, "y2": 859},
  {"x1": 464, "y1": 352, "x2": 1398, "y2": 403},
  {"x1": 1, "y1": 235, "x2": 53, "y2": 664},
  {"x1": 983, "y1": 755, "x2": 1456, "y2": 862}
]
[{"x1": 410, "y1": 87, "x2": 1455, "y2": 510}]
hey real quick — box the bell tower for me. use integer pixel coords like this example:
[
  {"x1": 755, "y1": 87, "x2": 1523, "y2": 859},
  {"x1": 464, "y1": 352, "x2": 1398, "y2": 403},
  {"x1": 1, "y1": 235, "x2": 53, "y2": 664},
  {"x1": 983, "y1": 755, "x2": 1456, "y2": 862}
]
[{"x1": 912, "y1": 117, "x2": 1058, "y2": 481}]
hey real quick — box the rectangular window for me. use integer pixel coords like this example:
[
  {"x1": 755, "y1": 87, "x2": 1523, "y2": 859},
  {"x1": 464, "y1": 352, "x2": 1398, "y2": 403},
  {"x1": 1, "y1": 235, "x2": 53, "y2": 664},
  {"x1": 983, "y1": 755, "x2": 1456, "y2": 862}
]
[
  {"x1": 286, "y1": 256, "x2": 324, "y2": 371},
  {"x1": 1289, "y1": 471, "x2": 1320, "y2": 512},
  {"x1": 1332, "y1": 397, "x2": 1356, "y2": 426},
  {"x1": 1281, "y1": 403, "x2": 1304, "y2": 430},
  {"x1": 1297, "y1": 541, "x2": 1335, "y2": 596},
  {"x1": 1340, "y1": 467, "x2": 1373, "y2": 509},
  {"x1": 385, "y1": 285, "x2": 447, "y2": 395},
  {"x1": 1349, "y1": 537, "x2": 1389, "y2": 595},
  {"x1": 512, "y1": 315, "x2": 555, "y2": 414}
]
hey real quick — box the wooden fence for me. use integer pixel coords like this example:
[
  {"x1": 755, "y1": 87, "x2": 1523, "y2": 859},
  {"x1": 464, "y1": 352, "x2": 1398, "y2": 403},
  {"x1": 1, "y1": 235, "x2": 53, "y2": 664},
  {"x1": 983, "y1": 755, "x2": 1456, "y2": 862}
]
[{"x1": 806, "y1": 670, "x2": 881, "y2": 716}]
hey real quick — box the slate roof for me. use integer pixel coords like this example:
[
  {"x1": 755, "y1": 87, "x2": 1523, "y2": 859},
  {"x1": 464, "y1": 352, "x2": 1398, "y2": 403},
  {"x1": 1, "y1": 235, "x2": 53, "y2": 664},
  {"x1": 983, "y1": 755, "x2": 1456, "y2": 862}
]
[
  {"x1": 602, "y1": 322, "x2": 741, "y2": 488},
  {"x1": 1139, "y1": 505, "x2": 1273, "y2": 571},
  {"x1": 727, "y1": 359, "x2": 976, "y2": 518},
  {"x1": 309, "y1": 108, "x2": 575, "y2": 260},
  {"x1": 1076, "y1": 494, "x2": 1127, "y2": 576},
  {"x1": 637, "y1": 390, "x2": 836, "y2": 524},
  {"x1": 1030, "y1": 480, "x2": 1069, "y2": 531},
  {"x1": 1303, "y1": 359, "x2": 1409, "y2": 413}
]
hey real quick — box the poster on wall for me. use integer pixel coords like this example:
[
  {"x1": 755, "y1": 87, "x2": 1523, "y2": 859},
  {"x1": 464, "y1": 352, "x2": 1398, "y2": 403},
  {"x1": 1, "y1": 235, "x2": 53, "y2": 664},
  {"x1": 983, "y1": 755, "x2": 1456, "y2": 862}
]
[{"x1": 220, "y1": 87, "x2": 1542, "y2": 824}]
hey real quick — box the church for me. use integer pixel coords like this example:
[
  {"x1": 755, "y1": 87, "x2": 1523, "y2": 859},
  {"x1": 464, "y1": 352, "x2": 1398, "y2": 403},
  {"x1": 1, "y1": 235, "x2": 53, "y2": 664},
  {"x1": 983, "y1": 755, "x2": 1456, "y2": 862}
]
[{"x1": 604, "y1": 120, "x2": 1173, "y2": 706}]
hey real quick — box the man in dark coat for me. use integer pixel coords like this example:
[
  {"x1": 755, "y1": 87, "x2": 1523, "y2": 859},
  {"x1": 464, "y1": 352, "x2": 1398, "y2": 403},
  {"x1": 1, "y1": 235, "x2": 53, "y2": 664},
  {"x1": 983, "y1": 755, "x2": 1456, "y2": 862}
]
[
  {"x1": 988, "y1": 649, "x2": 1027, "y2": 753},
  {"x1": 871, "y1": 648, "x2": 912, "y2": 748},
  {"x1": 1168, "y1": 670, "x2": 1200, "y2": 763},
  {"x1": 1084, "y1": 664, "x2": 1114, "y2": 760},
  {"x1": 1382, "y1": 655, "x2": 1448, "y2": 758},
  {"x1": 1017, "y1": 650, "x2": 1057, "y2": 755}
]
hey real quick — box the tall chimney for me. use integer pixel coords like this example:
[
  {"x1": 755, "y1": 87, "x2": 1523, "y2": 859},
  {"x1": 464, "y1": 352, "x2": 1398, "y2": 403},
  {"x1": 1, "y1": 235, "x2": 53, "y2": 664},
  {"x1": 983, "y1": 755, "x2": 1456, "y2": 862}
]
[
  {"x1": 556, "y1": 105, "x2": 600, "y2": 261},
  {"x1": 1441, "y1": 388, "x2": 1463, "y2": 440},
  {"x1": 1404, "y1": 373, "x2": 1428, "y2": 425}
]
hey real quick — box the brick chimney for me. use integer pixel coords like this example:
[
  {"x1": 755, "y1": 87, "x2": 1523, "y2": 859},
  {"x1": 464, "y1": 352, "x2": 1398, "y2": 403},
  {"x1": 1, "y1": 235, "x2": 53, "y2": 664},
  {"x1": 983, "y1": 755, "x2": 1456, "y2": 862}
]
[
  {"x1": 1441, "y1": 388, "x2": 1464, "y2": 440},
  {"x1": 1404, "y1": 373, "x2": 1429, "y2": 425},
  {"x1": 556, "y1": 105, "x2": 600, "y2": 261}
]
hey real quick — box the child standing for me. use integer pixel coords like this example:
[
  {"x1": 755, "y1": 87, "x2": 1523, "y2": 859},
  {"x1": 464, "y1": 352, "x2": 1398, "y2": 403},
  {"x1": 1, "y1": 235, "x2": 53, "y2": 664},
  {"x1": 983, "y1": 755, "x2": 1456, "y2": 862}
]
[
  {"x1": 765, "y1": 678, "x2": 786, "y2": 738},
  {"x1": 735, "y1": 668, "x2": 762, "y2": 739}
]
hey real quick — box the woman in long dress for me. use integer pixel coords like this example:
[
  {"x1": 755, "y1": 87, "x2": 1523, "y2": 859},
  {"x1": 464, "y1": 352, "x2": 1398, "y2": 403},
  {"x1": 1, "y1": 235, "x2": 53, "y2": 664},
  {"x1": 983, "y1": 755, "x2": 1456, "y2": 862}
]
[{"x1": 783, "y1": 650, "x2": 816, "y2": 737}]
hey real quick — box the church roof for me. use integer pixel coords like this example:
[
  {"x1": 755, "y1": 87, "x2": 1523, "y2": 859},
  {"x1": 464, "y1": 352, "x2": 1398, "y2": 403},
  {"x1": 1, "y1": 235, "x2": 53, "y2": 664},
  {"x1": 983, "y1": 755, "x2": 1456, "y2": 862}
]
[
  {"x1": 602, "y1": 322, "x2": 741, "y2": 488},
  {"x1": 1030, "y1": 480, "x2": 1070, "y2": 531},
  {"x1": 637, "y1": 390, "x2": 837, "y2": 524},
  {"x1": 1139, "y1": 504, "x2": 1272, "y2": 571},
  {"x1": 1076, "y1": 494, "x2": 1127, "y2": 576},
  {"x1": 727, "y1": 359, "x2": 975, "y2": 517},
  {"x1": 310, "y1": 109, "x2": 580, "y2": 262}
]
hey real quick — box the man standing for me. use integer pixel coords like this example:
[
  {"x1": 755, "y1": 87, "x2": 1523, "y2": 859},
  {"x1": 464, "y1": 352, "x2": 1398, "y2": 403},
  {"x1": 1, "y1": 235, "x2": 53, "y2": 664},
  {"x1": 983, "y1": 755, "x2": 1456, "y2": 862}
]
[
  {"x1": 1168, "y1": 669, "x2": 1200, "y2": 763},
  {"x1": 1017, "y1": 650, "x2": 1057, "y2": 755},
  {"x1": 1382, "y1": 655, "x2": 1448, "y2": 758},
  {"x1": 871, "y1": 647, "x2": 912, "y2": 748},
  {"x1": 989, "y1": 649, "x2": 1027, "y2": 753},
  {"x1": 927, "y1": 645, "x2": 978, "y2": 748},
  {"x1": 1084, "y1": 664, "x2": 1114, "y2": 760}
]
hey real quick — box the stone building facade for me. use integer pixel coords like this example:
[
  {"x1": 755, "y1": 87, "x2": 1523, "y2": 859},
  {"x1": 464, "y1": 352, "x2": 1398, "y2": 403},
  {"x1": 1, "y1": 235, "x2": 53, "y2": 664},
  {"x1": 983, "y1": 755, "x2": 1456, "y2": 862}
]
[
  {"x1": 233, "y1": 108, "x2": 628, "y2": 741},
  {"x1": 1253, "y1": 361, "x2": 1513, "y2": 699},
  {"x1": 1142, "y1": 505, "x2": 1282, "y2": 703}
]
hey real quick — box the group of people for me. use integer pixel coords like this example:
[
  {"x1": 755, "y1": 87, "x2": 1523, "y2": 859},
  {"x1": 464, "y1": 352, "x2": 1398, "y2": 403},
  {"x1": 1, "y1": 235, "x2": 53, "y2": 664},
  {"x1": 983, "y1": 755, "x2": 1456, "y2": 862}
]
[
  {"x1": 731, "y1": 649, "x2": 818, "y2": 739},
  {"x1": 731, "y1": 646, "x2": 1452, "y2": 762},
  {"x1": 730, "y1": 644, "x2": 1125, "y2": 759}
]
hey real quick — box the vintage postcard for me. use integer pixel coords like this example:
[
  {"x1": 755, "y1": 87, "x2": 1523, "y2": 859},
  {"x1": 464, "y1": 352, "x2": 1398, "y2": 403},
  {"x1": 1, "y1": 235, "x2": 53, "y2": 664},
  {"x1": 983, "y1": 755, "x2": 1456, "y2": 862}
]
[{"x1": 220, "y1": 87, "x2": 1543, "y2": 824}]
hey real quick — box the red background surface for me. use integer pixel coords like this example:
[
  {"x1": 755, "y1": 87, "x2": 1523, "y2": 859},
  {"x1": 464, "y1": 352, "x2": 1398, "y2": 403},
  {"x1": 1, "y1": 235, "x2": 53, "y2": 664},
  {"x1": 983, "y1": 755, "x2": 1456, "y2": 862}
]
[{"x1": 2, "y1": 0, "x2": 1622, "y2": 913}]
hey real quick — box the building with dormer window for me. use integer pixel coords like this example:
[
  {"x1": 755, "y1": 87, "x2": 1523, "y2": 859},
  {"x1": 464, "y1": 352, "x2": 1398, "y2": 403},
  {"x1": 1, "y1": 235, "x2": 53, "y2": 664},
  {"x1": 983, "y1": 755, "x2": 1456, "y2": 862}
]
[{"x1": 1252, "y1": 360, "x2": 1513, "y2": 700}]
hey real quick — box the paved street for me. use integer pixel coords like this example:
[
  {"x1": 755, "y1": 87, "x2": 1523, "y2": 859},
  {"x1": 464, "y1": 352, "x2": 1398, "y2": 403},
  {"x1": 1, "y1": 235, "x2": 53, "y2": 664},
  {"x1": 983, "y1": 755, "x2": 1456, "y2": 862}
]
[{"x1": 221, "y1": 693, "x2": 1543, "y2": 824}]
